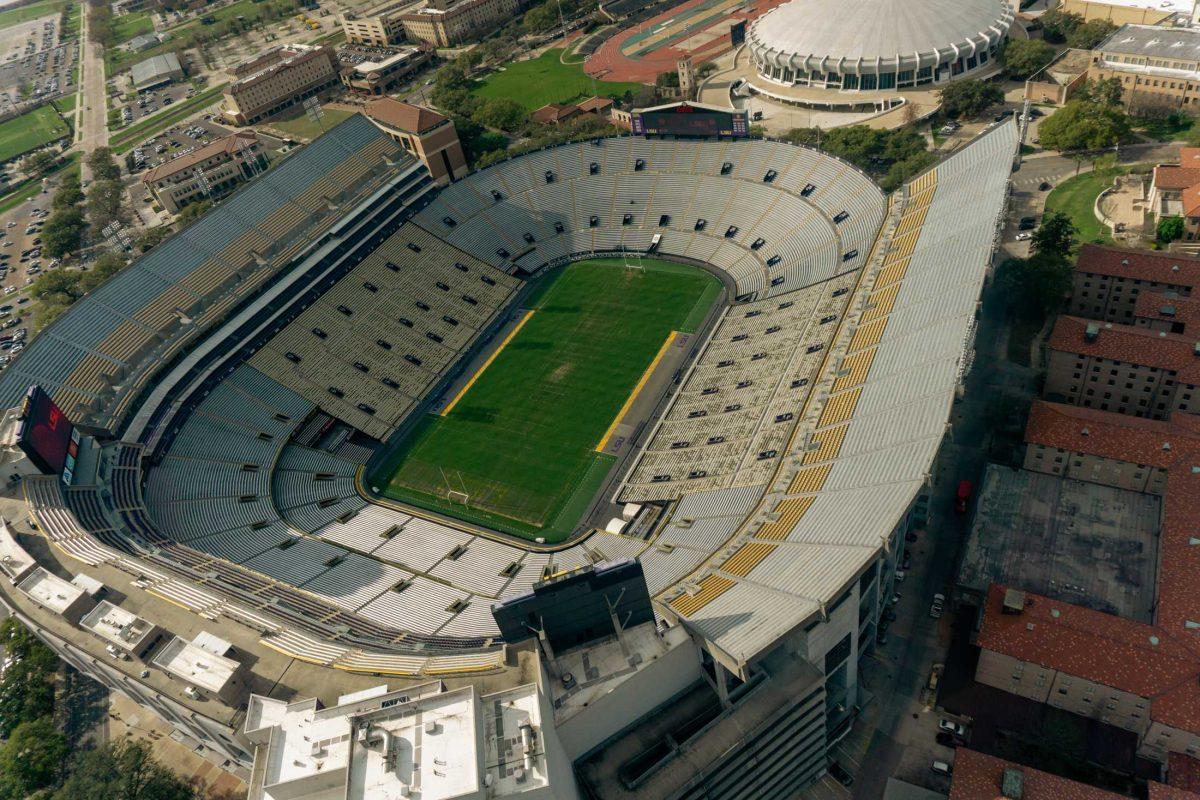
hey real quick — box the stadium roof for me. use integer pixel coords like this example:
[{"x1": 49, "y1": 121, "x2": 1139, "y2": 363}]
[
  {"x1": 748, "y1": 0, "x2": 1013, "y2": 74},
  {"x1": 0, "y1": 114, "x2": 406, "y2": 431},
  {"x1": 663, "y1": 121, "x2": 1018, "y2": 665}
]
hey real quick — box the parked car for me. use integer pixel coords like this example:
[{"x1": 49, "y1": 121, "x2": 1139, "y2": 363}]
[
  {"x1": 930, "y1": 593, "x2": 946, "y2": 619},
  {"x1": 1039, "y1": 181, "x2": 1052, "y2": 191},
  {"x1": 955, "y1": 480, "x2": 973, "y2": 514},
  {"x1": 938, "y1": 719, "x2": 967, "y2": 737},
  {"x1": 1015, "y1": 232, "x2": 1033, "y2": 241},
  {"x1": 931, "y1": 760, "x2": 953, "y2": 776}
]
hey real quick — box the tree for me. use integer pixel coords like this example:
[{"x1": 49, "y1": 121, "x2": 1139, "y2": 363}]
[
  {"x1": 22, "y1": 151, "x2": 57, "y2": 178},
  {"x1": 0, "y1": 717, "x2": 68, "y2": 800},
  {"x1": 176, "y1": 199, "x2": 212, "y2": 224},
  {"x1": 998, "y1": 251, "x2": 1073, "y2": 317},
  {"x1": 51, "y1": 173, "x2": 84, "y2": 210},
  {"x1": 938, "y1": 79, "x2": 1004, "y2": 119},
  {"x1": 87, "y1": 147, "x2": 120, "y2": 182},
  {"x1": 453, "y1": 116, "x2": 509, "y2": 166},
  {"x1": 1038, "y1": 96, "x2": 1131, "y2": 152},
  {"x1": 87, "y1": 179, "x2": 126, "y2": 230},
  {"x1": 1041, "y1": 7, "x2": 1084, "y2": 43},
  {"x1": 135, "y1": 226, "x2": 170, "y2": 253},
  {"x1": 0, "y1": 618, "x2": 58, "y2": 737},
  {"x1": 473, "y1": 97, "x2": 527, "y2": 132},
  {"x1": 656, "y1": 71, "x2": 680, "y2": 89},
  {"x1": 1031, "y1": 211, "x2": 1077, "y2": 256},
  {"x1": 41, "y1": 208, "x2": 86, "y2": 259},
  {"x1": 1067, "y1": 18, "x2": 1116, "y2": 50},
  {"x1": 1003, "y1": 39, "x2": 1055, "y2": 80},
  {"x1": 53, "y1": 738, "x2": 195, "y2": 800},
  {"x1": 522, "y1": 2, "x2": 557, "y2": 32},
  {"x1": 1158, "y1": 214, "x2": 1185, "y2": 243},
  {"x1": 1078, "y1": 77, "x2": 1123, "y2": 108}
]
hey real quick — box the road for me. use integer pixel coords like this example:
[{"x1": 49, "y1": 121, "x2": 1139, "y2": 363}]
[{"x1": 75, "y1": 4, "x2": 107, "y2": 184}]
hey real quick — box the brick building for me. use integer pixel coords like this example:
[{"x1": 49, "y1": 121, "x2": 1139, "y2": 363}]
[
  {"x1": 400, "y1": 0, "x2": 521, "y2": 47},
  {"x1": 363, "y1": 98, "x2": 467, "y2": 184},
  {"x1": 221, "y1": 45, "x2": 339, "y2": 126},
  {"x1": 337, "y1": 12, "x2": 406, "y2": 46},
  {"x1": 1044, "y1": 315, "x2": 1200, "y2": 418},
  {"x1": 141, "y1": 131, "x2": 267, "y2": 214}
]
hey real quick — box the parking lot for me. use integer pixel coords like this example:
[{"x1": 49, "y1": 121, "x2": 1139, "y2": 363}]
[
  {"x1": 0, "y1": 16, "x2": 77, "y2": 112},
  {"x1": 114, "y1": 81, "x2": 195, "y2": 127}
]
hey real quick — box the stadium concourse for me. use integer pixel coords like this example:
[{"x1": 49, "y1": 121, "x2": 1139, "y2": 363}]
[{"x1": 0, "y1": 109, "x2": 1017, "y2": 800}]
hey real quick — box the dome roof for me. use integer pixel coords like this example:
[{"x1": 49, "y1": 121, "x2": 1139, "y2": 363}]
[{"x1": 749, "y1": 0, "x2": 1014, "y2": 74}]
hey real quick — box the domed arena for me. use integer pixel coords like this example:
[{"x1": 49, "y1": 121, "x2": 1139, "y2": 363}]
[
  {"x1": 747, "y1": 0, "x2": 1014, "y2": 94},
  {"x1": 0, "y1": 106, "x2": 1017, "y2": 799}
]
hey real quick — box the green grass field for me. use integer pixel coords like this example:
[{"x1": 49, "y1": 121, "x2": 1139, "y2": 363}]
[
  {"x1": 0, "y1": 105, "x2": 68, "y2": 164},
  {"x1": 0, "y1": 0, "x2": 66, "y2": 31},
  {"x1": 472, "y1": 49, "x2": 646, "y2": 112},
  {"x1": 271, "y1": 106, "x2": 356, "y2": 141},
  {"x1": 112, "y1": 10, "x2": 154, "y2": 44},
  {"x1": 371, "y1": 259, "x2": 720, "y2": 541}
]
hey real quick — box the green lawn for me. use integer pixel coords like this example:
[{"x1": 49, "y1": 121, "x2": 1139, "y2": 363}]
[
  {"x1": 0, "y1": 152, "x2": 79, "y2": 216},
  {"x1": 61, "y1": 1, "x2": 80, "y2": 37},
  {"x1": 1045, "y1": 166, "x2": 1119, "y2": 246},
  {"x1": 0, "y1": 105, "x2": 68, "y2": 164},
  {"x1": 0, "y1": 0, "x2": 66, "y2": 31},
  {"x1": 270, "y1": 106, "x2": 356, "y2": 141},
  {"x1": 52, "y1": 92, "x2": 77, "y2": 114},
  {"x1": 110, "y1": 84, "x2": 227, "y2": 153},
  {"x1": 371, "y1": 258, "x2": 720, "y2": 541},
  {"x1": 112, "y1": 10, "x2": 154, "y2": 44},
  {"x1": 472, "y1": 49, "x2": 646, "y2": 111}
]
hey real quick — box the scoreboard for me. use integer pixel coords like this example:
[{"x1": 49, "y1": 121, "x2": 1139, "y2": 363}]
[
  {"x1": 633, "y1": 102, "x2": 749, "y2": 138},
  {"x1": 16, "y1": 385, "x2": 79, "y2": 484}
]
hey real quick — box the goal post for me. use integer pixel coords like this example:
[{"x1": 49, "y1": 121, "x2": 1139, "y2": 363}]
[{"x1": 447, "y1": 490, "x2": 471, "y2": 505}]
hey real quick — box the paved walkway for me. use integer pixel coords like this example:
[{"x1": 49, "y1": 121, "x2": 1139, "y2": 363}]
[{"x1": 75, "y1": 6, "x2": 107, "y2": 183}]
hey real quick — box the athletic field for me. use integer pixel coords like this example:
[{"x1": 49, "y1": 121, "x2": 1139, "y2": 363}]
[
  {"x1": 371, "y1": 258, "x2": 722, "y2": 542},
  {"x1": 0, "y1": 105, "x2": 68, "y2": 164}
]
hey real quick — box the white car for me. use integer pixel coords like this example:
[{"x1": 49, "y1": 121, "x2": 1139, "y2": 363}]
[
  {"x1": 4, "y1": 287, "x2": 15, "y2": 295},
  {"x1": 1015, "y1": 232, "x2": 1033, "y2": 241},
  {"x1": 929, "y1": 592, "x2": 945, "y2": 619},
  {"x1": 938, "y1": 719, "x2": 966, "y2": 737},
  {"x1": 931, "y1": 760, "x2": 953, "y2": 776}
]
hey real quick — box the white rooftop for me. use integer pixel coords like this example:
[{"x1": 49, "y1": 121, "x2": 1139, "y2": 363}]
[
  {"x1": 1096, "y1": 0, "x2": 1192, "y2": 12},
  {"x1": 80, "y1": 600, "x2": 156, "y2": 651},
  {"x1": 17, "y1": 567, "x2": 86, "y2": 614},
  {"x1": 0, "y1": 518, "x2": 34, "y2": 580},
  {"x1": 152, "y1": 633, "x2": 240, "y2": 694},
  {"x1": 354, "y1": 48, "x2": 420, "y2": 73},
  {"x1": 251, "y1": 681, "x2": 554, "y2": 800}
]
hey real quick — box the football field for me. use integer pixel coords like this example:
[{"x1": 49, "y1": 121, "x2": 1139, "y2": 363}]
[{"x1": 371, "y1": 258, "x2": 722, "y2": 542}]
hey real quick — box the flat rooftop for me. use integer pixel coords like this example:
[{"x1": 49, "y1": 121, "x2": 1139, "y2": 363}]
[
  {"x1": 152, "y1": 633, "x2": 240, "y2": 694},
  {"x1": 80, "y1": 600, "x2": 156, "y2": 652},
  {"x1": 0, "y1": 518, "x2": 33, "y2": 579},
  {"x1": 17, "y1": 566, "x2": 87, "y2": 615},
  {"x1": 957, "y1": 465, "x2": 1160, "y2": 621}
]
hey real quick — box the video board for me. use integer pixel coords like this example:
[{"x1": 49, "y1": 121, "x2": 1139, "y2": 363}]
[
  {"x1": 634, "y1": 103, "x2": 749, "y2": 138},
  {"x1": 16, "y1": 386, "x2": 78, "y2": 482}
]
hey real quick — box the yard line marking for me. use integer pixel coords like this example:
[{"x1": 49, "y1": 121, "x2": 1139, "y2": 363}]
[
  {"x1": 441, "y1": 310, "x2": 534, "y2": 416},
  {"x1": 595, "y1": 330, "x2": 677, "y2": 452}
]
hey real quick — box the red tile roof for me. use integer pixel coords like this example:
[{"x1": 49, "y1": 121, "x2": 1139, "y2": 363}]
[
  {"x1": 1024, "y1": 399, "x2": 1181, "y2": 468},
  {"x1": 530, "y1": 103, "x2": 581, "y2": 124},
  {"x1": 1047, "y1": 315, "x2": 1200, "y2": 385},
  {"x1": 949, "y1": 749, "x2": 1127, "y2": 800},
  {"x1": 1153, "y1": 164, "x2": 1200, "y2": 191},
  {"x1": 1134, "y1": 290, "x2": 1200, "y2": 332},
  {"x1": 1165, "y1": 753, "x2": 1200, "y2": 797},
  {"x1": 1023, "y1": 401, "x2": 1200, "y2": 681},
  {"x1": 364, "y1": 98, "x2": 447, "y2": 134},
  {"x1": 141, "y1": 131, "x2": 259, "y2": 184},
  {"x1": 1074, "y1": 243, "x2": 1200, "y2": 286}
]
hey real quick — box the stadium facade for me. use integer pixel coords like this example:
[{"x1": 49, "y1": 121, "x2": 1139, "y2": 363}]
[
  {"x1": 0, "y1": 112, "x2": 1016, "y2": 799},
  {"x1": 746, "y1": 0, "x2": 1013, "y2": 96}
]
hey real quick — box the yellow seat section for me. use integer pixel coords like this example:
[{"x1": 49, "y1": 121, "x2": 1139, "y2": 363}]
[
  {"x1": 861, "y1": 283, "x2": 900, "y2": 324},
  {"x1": 894, "y1": 205, "x2": 929, "y2": 237},
  {"x1": 819, "y1": 387, "x2": 862, "y2": 427},
  {"x1": 788, "y1": 465, "x2": 832, "y2": 495},
  {"x1": 833, "y1": 349, "x2": 875, "y2": 391},
  {"x1": 803, "y1": 422, "x2": 849, "y2": 465},
  {"x1": 670, "y1": 574, "x2": 735, "y2": 616},
  {"x1": 874, "y1": 257, "x2": 910, "y2": 290},
  {"x1": 757, "y1": 496, "x2": 815, "y2": 540},
  {"x1": 848, "y1": 321, "x2": 885, "y2": 354},
  {"x1": 722, "y1": 542, "x2": 777, "y2": 577}
]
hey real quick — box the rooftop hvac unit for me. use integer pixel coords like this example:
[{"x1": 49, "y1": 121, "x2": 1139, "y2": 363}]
[
  {"x1": 1000, "y1": 768, "x2": 1024, "y2": 799},
  {"x1": 1001, "y1": 588, "x2": 1026, "y2": 615}
]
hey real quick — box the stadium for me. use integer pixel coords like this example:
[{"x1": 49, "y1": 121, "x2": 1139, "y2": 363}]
[{"x1": 0, "y1": 105, "x2": 1016, "y2": 800}]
